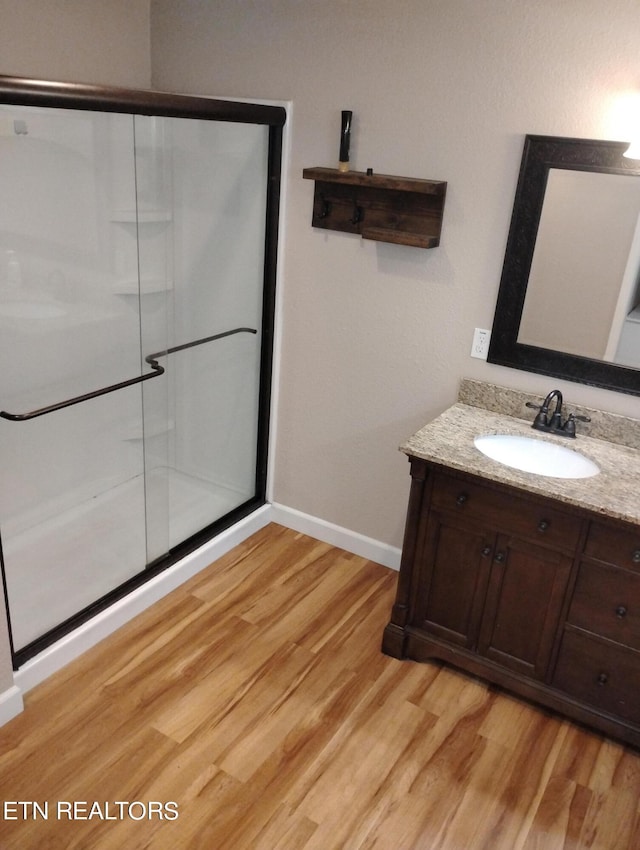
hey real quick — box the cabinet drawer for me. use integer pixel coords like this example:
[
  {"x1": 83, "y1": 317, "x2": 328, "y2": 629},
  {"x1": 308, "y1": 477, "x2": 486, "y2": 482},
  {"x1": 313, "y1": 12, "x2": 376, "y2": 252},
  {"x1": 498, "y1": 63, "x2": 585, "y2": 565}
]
[
  {"x1": 431, "y1": 472, "x2": 582, "y2": 551},
  {"x1": 553, "y1": 629, "x2": 640, "y2": 724},
  {"x1": 568, "y1": 562, "x2": 640, "y2": 650},
  {"x1": 584, "y1": 522, "x2": 640, "y2": 571}
]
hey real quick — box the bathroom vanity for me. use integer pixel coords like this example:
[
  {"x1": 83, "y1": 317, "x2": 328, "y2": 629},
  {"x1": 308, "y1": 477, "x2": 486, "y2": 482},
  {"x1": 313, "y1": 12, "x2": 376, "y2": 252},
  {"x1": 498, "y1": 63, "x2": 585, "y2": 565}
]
[{"x1": 383, "y1": 381, "x2": 640, "y2": 748}]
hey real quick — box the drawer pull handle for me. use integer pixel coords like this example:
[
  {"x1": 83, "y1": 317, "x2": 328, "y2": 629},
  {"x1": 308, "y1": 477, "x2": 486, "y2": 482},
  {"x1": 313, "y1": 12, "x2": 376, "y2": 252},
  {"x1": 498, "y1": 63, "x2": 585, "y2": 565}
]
[
  {"x1": 455, "y1": 493, "x2": 468, "y2": 506},
  {"x1": 633, "y1": 550, "x2": 640, "y2": 564},
  {"x1": 596, "y1": 672, "x2": 609, "y2": 687},
  {"x1": 538, "y1": 519, "x2": 550, "y2": 532},
  {"x1": 495, "y1": 552, "x2": 506, "y2": 563},
  {"x1": 615, "y1": 605, "x2": 628, "y2": 619},
  {"x1": 481, "y1": 546, "x2": 492, "y2": 557}
]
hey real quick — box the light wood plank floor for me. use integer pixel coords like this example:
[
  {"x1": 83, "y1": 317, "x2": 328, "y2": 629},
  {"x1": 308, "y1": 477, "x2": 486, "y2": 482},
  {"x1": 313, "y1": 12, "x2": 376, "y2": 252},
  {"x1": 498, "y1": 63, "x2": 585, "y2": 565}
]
[{"x1": 0, "y1": 523, "x2": 639, "y2": 849}]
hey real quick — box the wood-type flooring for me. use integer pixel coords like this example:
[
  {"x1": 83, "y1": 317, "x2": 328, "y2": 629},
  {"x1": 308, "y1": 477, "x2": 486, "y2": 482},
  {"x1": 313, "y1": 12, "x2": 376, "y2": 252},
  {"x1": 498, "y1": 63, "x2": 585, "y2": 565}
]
[{"x1": 0, "y1": 523, "x2": 639, "y2": 849}]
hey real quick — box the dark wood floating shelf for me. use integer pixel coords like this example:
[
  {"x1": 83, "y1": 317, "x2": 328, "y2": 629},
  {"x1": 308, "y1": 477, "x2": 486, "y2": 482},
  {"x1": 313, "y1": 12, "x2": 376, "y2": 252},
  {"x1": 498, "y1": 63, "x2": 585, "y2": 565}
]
[{"x1": 303, "y1": 167, "x2": 447, "y2": 248}]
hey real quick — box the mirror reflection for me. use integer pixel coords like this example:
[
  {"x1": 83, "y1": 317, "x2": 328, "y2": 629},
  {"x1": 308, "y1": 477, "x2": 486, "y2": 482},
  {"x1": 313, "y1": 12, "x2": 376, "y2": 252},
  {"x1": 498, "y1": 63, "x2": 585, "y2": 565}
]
[{"x1": 518, "y1": 168, "x2": 640, "y2": 367}]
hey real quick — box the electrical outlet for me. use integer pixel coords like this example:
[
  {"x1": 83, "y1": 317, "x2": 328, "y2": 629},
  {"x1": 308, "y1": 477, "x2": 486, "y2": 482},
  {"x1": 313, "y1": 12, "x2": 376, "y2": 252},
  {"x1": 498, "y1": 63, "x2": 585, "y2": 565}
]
[{"x1": 471, "y1": 328, "x2": 491, "y2": 359}]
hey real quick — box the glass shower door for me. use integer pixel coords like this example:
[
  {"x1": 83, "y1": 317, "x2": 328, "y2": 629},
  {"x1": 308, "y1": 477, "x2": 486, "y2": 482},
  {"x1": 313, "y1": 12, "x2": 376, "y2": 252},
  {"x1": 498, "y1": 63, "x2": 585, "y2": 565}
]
[
  {"x1": 0, "y1": 94, "x2": 279, "y2": 663},
  {"x1": 0, "y1": 106, "x2": 155, "y2": 653},
  {"x1": 136, "y1": 115, "x2": 269, "y2": 560}
]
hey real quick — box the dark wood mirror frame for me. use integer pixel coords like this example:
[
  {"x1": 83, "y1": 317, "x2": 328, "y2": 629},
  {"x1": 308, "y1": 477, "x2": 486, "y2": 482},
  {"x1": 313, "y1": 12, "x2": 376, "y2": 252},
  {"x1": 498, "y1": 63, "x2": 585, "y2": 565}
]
[{"x1": 488, "y1": 134, "x2": 640, "y2": 397}]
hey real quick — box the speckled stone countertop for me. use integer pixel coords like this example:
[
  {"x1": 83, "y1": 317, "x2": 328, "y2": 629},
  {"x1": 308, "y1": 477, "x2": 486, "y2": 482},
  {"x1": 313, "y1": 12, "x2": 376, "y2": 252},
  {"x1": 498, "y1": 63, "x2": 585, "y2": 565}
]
[{"x1": 401, "y1": 380, "x2": 640, "y2": 526}]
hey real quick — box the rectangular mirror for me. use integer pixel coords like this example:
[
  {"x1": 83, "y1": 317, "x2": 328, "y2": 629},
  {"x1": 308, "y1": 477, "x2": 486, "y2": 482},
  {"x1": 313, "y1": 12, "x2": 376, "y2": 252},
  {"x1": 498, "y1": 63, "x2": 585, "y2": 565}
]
[{"x1": 488, "y1": 135, "x2": 640, "y2": 396}]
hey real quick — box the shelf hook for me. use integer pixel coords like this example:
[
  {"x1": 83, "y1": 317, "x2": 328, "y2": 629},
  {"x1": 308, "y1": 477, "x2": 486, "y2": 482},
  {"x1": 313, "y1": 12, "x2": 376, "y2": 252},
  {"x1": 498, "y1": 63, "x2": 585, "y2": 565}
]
[
  {"x1": 350, "y1": 199, "x2": 363, "y2": 225},
  {"x1": 318, "y1": 194, "x2": 331, "y2": 219}
]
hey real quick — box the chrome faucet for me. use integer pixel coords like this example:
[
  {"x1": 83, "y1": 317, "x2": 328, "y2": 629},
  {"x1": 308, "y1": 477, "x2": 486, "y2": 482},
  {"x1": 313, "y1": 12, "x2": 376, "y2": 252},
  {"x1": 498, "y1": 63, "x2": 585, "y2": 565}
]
[{"x1": 526, "y1": 389, "x2": 590, "y2": 438}]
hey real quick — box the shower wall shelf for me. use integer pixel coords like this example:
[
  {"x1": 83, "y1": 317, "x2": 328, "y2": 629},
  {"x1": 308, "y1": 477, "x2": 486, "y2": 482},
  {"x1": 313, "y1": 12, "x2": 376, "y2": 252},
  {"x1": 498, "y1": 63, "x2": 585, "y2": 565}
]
[
  {"x1": 121, "y1": 418, "x2": 175, "y2": 441},
  {"x1": 111, "y1": 209, "x2": 172, "y2": 224},
  {"x1": 302, "y1": 167, "x2": 447, "y2": 248},
  {"x1": 113, "y1": 277, "x2": 174, "y2": 295}
]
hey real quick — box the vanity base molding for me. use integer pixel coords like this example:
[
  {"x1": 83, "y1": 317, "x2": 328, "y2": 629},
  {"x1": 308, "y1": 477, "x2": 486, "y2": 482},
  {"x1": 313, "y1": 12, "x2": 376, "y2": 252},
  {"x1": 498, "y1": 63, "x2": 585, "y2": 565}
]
[
  {"x1": 383, "y1": 457, "x2": 640, "y2": 750},
  {"x1": 388, "y1": 627, "x2": 640, "y2": 749}
]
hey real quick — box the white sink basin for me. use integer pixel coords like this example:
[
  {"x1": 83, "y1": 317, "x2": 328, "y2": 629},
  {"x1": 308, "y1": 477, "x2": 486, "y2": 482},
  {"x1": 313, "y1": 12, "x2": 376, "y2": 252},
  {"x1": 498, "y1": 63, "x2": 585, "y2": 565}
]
[{"x1": 474, "y1": 434, "x2": 600, "y2": 479}]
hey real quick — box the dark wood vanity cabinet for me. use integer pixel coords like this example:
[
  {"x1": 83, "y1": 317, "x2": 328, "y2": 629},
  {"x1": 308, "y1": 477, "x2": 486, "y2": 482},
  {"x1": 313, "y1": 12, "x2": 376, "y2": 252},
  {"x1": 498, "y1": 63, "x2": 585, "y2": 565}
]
[{"x1": 383, "y1": 457, "x2": 640, "y2": 748}]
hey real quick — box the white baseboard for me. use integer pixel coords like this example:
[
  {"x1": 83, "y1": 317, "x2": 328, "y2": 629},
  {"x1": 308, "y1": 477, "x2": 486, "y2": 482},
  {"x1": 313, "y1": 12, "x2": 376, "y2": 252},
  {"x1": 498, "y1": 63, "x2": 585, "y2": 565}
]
[
  {"x1": 271, "y1": 503, "x2": 401, "y2": 570},
  {"x1": 14, "y1": 504, "x2": 272, "y2": 696},
  {"x1": 0, "y1": 685, "x2": 23, "y2": 726}
]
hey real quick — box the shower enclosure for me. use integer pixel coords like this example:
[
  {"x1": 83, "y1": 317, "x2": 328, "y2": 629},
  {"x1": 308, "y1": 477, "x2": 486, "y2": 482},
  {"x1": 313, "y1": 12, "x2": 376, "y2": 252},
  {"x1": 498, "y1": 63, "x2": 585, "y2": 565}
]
[{"x1": 0, "y1": 77, "x2": 284, "y2": 667}]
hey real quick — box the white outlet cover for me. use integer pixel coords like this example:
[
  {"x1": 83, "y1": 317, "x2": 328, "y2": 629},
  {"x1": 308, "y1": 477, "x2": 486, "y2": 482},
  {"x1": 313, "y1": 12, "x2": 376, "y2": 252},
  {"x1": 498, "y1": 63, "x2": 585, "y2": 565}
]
[{"x1": 471, "y1": 328, "x2": 491, "y2": 359}]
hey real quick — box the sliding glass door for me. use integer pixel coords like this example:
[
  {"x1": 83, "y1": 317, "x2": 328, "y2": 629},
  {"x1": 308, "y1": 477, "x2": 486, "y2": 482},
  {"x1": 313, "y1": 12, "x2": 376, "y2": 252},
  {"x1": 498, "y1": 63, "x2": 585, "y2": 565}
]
[
  {"x1": 137, "y1": 115, "x2": 270, "y2": 561},
  {"x1": 0, "y1": 79, "x2": 283, "y2": 664}
]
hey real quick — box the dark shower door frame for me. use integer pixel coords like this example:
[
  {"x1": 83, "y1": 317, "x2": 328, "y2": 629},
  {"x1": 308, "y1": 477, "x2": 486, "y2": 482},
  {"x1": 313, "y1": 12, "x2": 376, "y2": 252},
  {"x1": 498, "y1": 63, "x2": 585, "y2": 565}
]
[{"x1": 0, "y1": 75, "x2": 285, "y2": 669}]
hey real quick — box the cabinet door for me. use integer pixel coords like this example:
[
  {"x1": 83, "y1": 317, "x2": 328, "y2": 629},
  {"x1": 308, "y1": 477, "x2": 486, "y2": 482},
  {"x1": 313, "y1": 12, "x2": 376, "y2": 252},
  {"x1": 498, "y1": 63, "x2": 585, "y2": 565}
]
[
  {"x1": 477, "y1": 535, "x2": 572, "y2": 680},
  {"x1": 411, "y1": 510, "x2": 493, "y2": 649}
]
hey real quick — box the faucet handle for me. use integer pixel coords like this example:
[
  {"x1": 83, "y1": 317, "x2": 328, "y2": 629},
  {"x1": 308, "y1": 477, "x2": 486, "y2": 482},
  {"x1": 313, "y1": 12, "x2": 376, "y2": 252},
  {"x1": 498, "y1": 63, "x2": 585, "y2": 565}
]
[{"x1": 561, "y1": 412, "x2": 591, "y2": 437}]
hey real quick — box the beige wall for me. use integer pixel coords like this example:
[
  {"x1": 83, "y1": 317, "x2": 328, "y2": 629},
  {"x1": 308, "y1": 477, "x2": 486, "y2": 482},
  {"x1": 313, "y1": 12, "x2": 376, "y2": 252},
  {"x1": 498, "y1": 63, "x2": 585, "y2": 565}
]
[
  {"x1": 0, "y1": 0, "x2": 151, "y2": 696},
  {"x1": 151, "y1": 0, "x2": 640, "y2": 550},
  {"x1": 0, "y1": 0, "x2": 150, "y2": 87}
]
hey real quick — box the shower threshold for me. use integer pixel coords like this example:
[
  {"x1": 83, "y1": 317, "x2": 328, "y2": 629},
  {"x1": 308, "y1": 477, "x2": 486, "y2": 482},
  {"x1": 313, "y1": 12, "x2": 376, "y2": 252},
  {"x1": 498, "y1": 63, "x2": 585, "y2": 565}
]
[{"x1": 2, "y1": 467, "x2": 249, "y2": 653}]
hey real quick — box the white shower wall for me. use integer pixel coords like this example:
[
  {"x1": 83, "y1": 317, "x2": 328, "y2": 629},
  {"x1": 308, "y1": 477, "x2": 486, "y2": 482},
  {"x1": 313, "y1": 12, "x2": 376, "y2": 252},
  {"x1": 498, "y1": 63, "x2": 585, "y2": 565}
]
[{"x1": 0, "y1": 108, "x2": 144, "y2": 532}]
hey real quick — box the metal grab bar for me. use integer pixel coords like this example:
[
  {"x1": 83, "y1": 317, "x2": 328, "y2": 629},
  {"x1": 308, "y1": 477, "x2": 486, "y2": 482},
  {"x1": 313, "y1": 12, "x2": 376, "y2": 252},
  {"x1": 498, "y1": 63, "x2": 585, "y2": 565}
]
[
  {"x1": 0, "y1": 359, "x2": 165, "y2": 421},
  {"x1": 145, "y1": 326, "x2": 257, "y2": 364},
  {"x1": 0, "y1": 326, "x2": 257, "y2": 422}
]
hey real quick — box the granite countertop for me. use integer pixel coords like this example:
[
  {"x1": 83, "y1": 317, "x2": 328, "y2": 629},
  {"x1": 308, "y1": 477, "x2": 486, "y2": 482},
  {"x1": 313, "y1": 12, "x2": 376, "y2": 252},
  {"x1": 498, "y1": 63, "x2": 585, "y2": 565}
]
[{"x1": 401, "y1": 402, "x2": 640, "y2": 526}]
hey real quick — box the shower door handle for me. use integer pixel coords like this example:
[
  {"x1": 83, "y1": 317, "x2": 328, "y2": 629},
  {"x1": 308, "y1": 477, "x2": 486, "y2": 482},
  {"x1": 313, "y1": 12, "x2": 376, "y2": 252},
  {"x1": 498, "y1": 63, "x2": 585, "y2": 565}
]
[
  {"x1": 0, "y1": 326, "x2": 257, "y2": 422},
  {"x1": 145, "y1": 326, "x2": 257, "y2": 362},
  {"x1": 0, "y1": 358, "x2": 165, "y2": 421}
]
